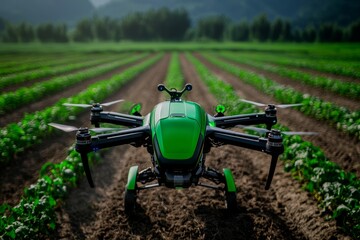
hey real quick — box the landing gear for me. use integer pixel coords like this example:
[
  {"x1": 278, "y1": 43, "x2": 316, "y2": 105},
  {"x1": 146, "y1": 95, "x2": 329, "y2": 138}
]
[
  {"x1": 124, "y1": 189, "x2": 137, "y2": 215},
  {"x1": 124, "y1": 166, "x2": 138, "y2": 215},
  {"x1": 223, "y1": 168, "x2": 237, "y2": 211}
]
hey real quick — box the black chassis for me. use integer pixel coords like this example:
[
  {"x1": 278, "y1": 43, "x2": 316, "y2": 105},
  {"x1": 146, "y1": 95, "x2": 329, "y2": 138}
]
[{"x1": 75, "y1": 103, "x2": 284, "y2": 190}]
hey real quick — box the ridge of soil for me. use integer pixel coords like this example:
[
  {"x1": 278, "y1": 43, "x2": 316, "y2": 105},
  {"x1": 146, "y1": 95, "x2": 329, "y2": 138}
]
[
  {"x1": 0, "y1": 54, "x2": 165, "y2": 206},
  {"x1": 54, "y1": 54, "x2": 349, "y2": 239},
  {"x1": 0, "y1": 57, "x2": 122, "y2": 93},
  {"x1": 0, "y1": 55, "x2": 150, "y2": 127},
  {"x1": 196, "y1": 54, "x2": 360, "y2": 177},
  {"x1": 218, "y1": 56, "x2": 359, "y2": 111}
]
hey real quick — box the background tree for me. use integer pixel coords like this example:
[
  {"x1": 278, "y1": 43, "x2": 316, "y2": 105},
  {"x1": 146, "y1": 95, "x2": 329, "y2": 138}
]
[
  {"x1": 73, "y1": 19, "x2": 94, "y2": 42},
  {"x1": 280, "y1": 20, "x2": 292, "y2": 41},
  {"x1": 196, "y1": 15, "x2": 229, "y2": 41},
  {"x1": 251, "y1": 14, "x2": 270, "y2": 42},
  {"x1": 348, "y1": 20, "x2": 360, "y2": 42},
  {"x1": 2, "y1": 23, "x2": 19, "y2": 42},
  {"x1": 302, "y1": 25, "x2": 317, "y2": 42},
  {"x1": 227, "y1": 21, "x2": 250, "y2": 41},
  {"x1": 18, "y1": 22, "x2": 35, "y2": 42},
  {"x1": 270, "y1": 18, "x2": 283, "y2": 41}
]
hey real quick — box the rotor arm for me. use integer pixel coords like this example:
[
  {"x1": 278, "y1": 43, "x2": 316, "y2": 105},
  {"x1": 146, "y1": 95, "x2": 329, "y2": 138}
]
[
  {"x1": 90, "y1": 126, "x2": 150, "y2": 150},
  {"x1": 91, "y1": 111, "x2": 143, "y2": 127},
  {"x1": 206, "y1": 127, "x2": 268, "y2": 152},
  {"x1": 206, "y1": 127, "x2": 284, "y2": 190},
  {"x1": 75, "y1": 126, "x2": 150, "y2": 188},
  {"x1": 212, "y1": 113, "x2": 277, "y2": 129}
]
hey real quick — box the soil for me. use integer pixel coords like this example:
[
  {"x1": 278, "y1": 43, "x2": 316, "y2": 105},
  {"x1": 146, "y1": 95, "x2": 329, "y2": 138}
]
[
  {"x1": 52, "y1": 54, "x2": 350, "y2": 240},
  {"x1": 0, "y1": 54, "x2": 156, "y2": 206},
  {"x1": 196, "y1": 54, "x2": 360, "y2": 177},
  {"x1": 217, "y1": 56, "x2": 359, "y2": 111},
  {"x1": 0, "y1": 55, "x2": 149, "y2": 127}
]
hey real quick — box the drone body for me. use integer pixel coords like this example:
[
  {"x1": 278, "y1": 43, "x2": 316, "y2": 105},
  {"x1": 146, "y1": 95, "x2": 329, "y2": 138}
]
[{"x1": 50, "y1": 83, "x2": 313, "y2": 214}]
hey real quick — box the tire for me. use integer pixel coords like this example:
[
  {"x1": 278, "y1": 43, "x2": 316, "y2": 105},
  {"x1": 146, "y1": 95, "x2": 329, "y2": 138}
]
[{"x1": 124, "y1": 189, "x2": 137, "y2": 215}]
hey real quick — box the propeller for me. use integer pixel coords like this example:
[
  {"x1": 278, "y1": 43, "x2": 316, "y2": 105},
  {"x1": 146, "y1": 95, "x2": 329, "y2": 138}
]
[
  {"x1": 236, "y1": 125, "x2": 318, "y2": 136},
  {"x1": 63, "y1": 99, "x2": 124, "y2": 108},
  {"x1": 48, "y1": 123, "x2": 122, "y2": 133},
  {"x1": 240, "y1": 99, "x2": 302, "y2": 109}
]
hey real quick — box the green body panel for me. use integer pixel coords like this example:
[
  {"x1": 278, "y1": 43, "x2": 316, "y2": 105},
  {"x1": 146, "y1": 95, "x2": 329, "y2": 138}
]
[
  {"x1": 150, "y1": 101, "x2": 207, "y2": 160},
  {"x1": 223, "y1": 168, "x2": 236, "y2": 192},
  {"x1": 126, "y1": 165, "x2": 138, "y2": 190}
]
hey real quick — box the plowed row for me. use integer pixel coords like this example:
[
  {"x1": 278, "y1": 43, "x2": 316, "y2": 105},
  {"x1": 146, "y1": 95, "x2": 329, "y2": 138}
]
[{"x1": 1, "y1": 52, "x2": 356, "y2": 239}]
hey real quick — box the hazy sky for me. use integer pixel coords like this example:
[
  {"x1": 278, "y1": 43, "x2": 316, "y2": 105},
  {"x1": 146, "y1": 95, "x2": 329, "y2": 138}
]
[{"x1": 89, "y1": 0, "x2": 112, "y2": 8}]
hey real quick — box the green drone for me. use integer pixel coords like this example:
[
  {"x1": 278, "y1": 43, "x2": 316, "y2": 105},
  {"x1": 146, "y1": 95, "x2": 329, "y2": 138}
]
[{"x1": 50, "y1": 83, "x2": 313, "y2": 214}]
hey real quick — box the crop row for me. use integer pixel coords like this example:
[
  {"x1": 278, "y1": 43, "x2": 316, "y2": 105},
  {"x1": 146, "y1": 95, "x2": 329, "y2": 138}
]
[
  {"x1": 164, "y1": 52, "x2": 184, "y2": 90},
  {"x1": 232, "y1": 51, "x2": 360, "y2": 79},
  {"x1": 0, "y1": 54, "x2": 125, "y2": 91},
  {"x1": 0, "y1": 54, "x2": 90, "y2": 76},
  {"x1": 218, "y1": 52, "x2": 360, "y2": 100},
  {"x1": 0, "y1": 53, "x2": 146, "y2": 114},
  {"x1": 201, "y1": 53, "x2": 360, "y2": 139},
  {"x1": 186, "y1": 53, "x2": 360, "y2": 239},
  {"x1": 0, "y1": 54, "x2": 163, "y2": 239},
  {"x1": 0, "y1": 53, "x2": 161, "y2": 165}
]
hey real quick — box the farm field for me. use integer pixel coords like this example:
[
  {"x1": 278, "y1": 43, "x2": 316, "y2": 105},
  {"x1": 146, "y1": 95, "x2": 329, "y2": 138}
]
[{"x1": 0, "y1": 43, "x2": 359, "y2": 239}]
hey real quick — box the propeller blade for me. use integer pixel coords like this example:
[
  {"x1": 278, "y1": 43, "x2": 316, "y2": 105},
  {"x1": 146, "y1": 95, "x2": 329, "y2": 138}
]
[
  {"x1": 236, "y1": 125, "x2": 270, "y2": 134},
  {"x1": 236, "y1": 125, "x2": 318, "y2": 136},
  {"x1": 48, "y1": 123, "x2": 79, "y2": 132},
  {"x1": 101, "y1": 99, "x2": 124, "y2": 107},
  {"x1": 89, "y1": 127, "x2": 123, "y2": 133},
  {"x1": 240, "y1": 99, "x2": 302, "y2": 109},
  {"x1": 49, "y1": 123, "x2": 122, "y2": 134},
  {"x1": 240, "y1": 99, "x2": 266, "y2": 107},
  {"x1": 63, "y1": 103, "x2": 92, "y2": 108},
  {"x1": 282, "y1": 131, "x2": 318, "y2": 136},
  {"x1": 276, "y1": 103, "x2": 303, "y2": 108}
]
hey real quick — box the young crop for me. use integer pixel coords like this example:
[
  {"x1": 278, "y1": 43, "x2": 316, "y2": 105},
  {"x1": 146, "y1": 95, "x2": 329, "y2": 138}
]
[
  {"x1": 0, "y1": 53, "x2": 162, "y2": 165},
  {"x1": 186, "y1": 52, "x2": 360, "y2": 239},
  {"x1": 228, "y1": 51, "x2": 360, "y2": 79},
  {"x1": 0, "y1": 54, "x2": 127, "y2": 91},
  {"x1": 218, "y1": 52, "x2": 360, "y2": 100},
  {"x1": 0, "y1": 54, "x2": 88, "y2": 76},
  {"x1": 0, "y1": 53, "x2": 146, "y2": 114},
  {"x1": 0, "y1": 148, "x2": 99, "y2": 239},
  {"x1": 164, "y1": 52, "x2": 184, "y2": 90},
  {"x1": 201, "y1": 53, "x2": 360, "y2": 140}
]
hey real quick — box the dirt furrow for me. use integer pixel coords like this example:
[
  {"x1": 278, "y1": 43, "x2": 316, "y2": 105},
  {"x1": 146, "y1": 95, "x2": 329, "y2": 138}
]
[
  {"x1": 0, "y1": 56, "x2": 149, "y2": 127},
  {"x1": 0, "y1": 55, "x2": 165, "y2": 206},
  {"x1": 217, "y1": 56, "x2": 359, "y2": 111},
  {"x1": 197, "y1": 54, "x2": 360, "y2": 177},
  {"x1": 55, "y1": 54, "x2": 348, "y2": 239},
  {"x1": 55, "y1": 54, "x2": 169, "y2": 238}
]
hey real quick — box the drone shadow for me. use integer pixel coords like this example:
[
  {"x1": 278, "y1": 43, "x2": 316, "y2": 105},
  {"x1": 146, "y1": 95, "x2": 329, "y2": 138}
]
[{"x1": 194, "y1": 204, "x2": 257, "y2": 240}]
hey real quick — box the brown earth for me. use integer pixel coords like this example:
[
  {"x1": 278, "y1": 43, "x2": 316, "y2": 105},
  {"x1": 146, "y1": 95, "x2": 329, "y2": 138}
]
[
  {"x1": 0, "y1": 54, "x2": 159, "y2": 206},
  {"x1": 0, "y1": 54, "x2": 149, "y2": 127},
  {"x1": 196, "y1": 54, "x2": 360, "y2": 177},
  {"x1": 216, "y1": 56, "x2": 359, "y2": 111},
  {"x1": 53, "y1": 54, "x2": 350, "y2": 240}
]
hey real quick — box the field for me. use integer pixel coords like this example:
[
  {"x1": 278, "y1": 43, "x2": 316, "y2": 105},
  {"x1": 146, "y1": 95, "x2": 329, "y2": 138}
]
[{"x1": 0, "y1": 42, "x2": 359, "y2": 239}]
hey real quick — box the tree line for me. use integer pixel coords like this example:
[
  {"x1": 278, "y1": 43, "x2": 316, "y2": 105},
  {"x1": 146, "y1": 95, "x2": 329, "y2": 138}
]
[{"x1": 1, "y1": 9, "x2": 359, "y2": 43}]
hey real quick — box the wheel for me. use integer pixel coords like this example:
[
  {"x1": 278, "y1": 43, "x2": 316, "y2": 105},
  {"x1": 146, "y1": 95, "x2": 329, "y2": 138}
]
[
  {"x1": 124, "y1": 189, "x2": 137, "y2": 215},
  {"x1": 225, "y1": 191, "x2": 237, "y2": 211}
]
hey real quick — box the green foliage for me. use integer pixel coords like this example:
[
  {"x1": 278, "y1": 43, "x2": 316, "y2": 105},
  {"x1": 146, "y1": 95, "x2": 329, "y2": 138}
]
[
  {"x1": 164, "y1": 52, "x2": 184, "y2": 90},
  {"x1": 203, "y1": 52, "x2": 360, "y2": 139},
  {"x1": 251, "y1": 14, "x2": 271, "y2": 42},
  {"x1": 0, "y1": 54, "x2": 144, "y2": 113},
  {"x1": 187, "y1": 52, "x2": 360, "y2": 239},
  {"x1": 0, "y1": 148, "x2": 99, "y2": 239},
  {"x1": 219, "y1": 52, "x2": 360, "y2": 99},
  {"x1": 0, "y1": 53, "x2": 161, "y2": 165}
]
